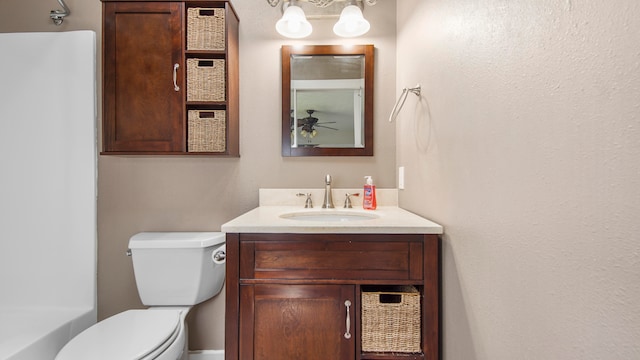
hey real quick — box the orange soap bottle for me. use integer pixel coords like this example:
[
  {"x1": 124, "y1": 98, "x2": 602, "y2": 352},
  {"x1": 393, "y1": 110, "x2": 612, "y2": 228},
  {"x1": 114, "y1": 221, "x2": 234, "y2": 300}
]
[{"x1": 363, "y1": 176, "x2": 377, "y2": 210}]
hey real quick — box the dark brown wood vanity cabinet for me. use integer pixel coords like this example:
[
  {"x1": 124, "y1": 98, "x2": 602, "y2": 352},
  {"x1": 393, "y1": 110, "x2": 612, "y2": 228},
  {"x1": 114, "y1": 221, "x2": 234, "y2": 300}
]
[
  {"x1": 101, "y1": 0, "x2": 239, "y2": 155},
  {"x1": 225, "y1": 233, "x2": 441, "y2": 360}
]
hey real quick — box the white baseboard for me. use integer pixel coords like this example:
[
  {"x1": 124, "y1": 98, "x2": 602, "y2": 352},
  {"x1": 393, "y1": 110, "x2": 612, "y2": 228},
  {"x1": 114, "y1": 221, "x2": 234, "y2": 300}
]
[{"x1": 189, "y1": 349, "x2": 224, "y2": 360}]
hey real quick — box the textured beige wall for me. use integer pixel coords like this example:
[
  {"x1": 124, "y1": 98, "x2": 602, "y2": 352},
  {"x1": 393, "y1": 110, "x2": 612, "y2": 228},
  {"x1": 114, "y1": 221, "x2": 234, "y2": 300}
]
[
  {"x1": 0, "y1": 0, "x2": 397, "y2": 351},
  {"x1": 0, "y1": 0, "x2": 100, "y2": 32},
  {"x1": 14, "y1": 0, "x2": 637, "y2": 357},
  {"x1": 103, "y1": 0, "x2": 397, "y2": 350},
  {"x1": 396, "y1": 1, "x2": 640, "y2": 359}
]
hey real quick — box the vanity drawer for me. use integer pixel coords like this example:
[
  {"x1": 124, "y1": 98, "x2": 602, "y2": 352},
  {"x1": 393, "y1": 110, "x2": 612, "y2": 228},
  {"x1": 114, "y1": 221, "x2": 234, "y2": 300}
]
[{"x1": 238, "y1": 233, "x2": 425, "y2": 281}]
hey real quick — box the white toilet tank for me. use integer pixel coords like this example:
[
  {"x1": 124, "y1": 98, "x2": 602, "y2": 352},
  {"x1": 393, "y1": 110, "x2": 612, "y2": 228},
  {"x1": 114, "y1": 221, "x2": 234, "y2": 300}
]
[{"x1": 128, "y1": 232, "x2": 226, "y2": 306}]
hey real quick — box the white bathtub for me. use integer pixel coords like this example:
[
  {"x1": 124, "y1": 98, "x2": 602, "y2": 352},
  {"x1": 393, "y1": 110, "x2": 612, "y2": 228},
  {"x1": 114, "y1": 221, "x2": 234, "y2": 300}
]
[
  {"x1": 0, "y1": 308, "x2": 95, "y2": 360},
  {"x1": 0, "y1": 31, "x2": 97, "y2": 360}
]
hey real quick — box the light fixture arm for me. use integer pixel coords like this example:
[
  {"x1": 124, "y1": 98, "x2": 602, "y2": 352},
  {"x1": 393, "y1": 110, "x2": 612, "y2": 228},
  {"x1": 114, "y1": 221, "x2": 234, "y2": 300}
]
[
  {"x1": 345, "y1": 0, "x2": 364, "y2": 10},
  {"x1": 268, "y1": 0, "x2": 376, "y2": 8},
  {"x1": 281, "y1": 0, "x2": 301, "y2": 13},
  {"x1": 50, "y1": 0, "x2": 71, "y2": 25}
]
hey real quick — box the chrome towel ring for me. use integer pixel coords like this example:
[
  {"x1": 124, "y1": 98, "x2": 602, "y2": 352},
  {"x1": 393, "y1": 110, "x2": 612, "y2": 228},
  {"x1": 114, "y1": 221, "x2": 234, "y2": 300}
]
[{"x1": 388, "y1": 84, "x2": 421, "y2": 122}]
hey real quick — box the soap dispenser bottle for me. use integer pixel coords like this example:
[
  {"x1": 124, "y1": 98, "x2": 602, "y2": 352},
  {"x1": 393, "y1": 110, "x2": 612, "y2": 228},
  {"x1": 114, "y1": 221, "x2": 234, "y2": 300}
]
[{"x1": 363, "y1": 176, "x2": 377, "y2": 210}]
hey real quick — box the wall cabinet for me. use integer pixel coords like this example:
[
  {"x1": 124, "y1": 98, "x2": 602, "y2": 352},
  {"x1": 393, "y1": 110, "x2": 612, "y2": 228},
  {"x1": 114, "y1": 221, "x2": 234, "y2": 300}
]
[
  {"x1": 225, "y1": 233, "x2": 440, "y2": 360},
  {"x1": 101, "y1": 0, "x2": 239, "y2": 155}
]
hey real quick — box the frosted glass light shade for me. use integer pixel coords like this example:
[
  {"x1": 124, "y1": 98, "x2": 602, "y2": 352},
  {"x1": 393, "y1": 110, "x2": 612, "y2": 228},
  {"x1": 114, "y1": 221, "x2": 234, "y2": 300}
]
[
  {"x1": 333, "y1": 5, "x2": 370, "y2": 38},
  {"x1": 276, "y1": 5, "x2": 312, "y2": 39}
]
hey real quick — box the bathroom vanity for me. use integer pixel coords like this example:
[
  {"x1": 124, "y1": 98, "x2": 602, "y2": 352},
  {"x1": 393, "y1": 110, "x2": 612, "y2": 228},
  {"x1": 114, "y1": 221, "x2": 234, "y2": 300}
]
[{"x1": 222, "y1": 189, "x2": 443, "y2": 360}]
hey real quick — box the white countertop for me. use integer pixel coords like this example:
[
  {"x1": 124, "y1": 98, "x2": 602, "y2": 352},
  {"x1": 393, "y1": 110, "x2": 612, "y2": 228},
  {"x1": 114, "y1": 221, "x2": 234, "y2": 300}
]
[{"x1": 221, "y1": 205, "x2": 443, "y2": 234}]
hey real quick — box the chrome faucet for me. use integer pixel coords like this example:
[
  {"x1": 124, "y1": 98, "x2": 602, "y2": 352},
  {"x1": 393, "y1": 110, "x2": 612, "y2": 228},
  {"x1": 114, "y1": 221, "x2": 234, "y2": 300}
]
[{"x1": 322, "y1": 174, "x2": 335, "y2": 208}]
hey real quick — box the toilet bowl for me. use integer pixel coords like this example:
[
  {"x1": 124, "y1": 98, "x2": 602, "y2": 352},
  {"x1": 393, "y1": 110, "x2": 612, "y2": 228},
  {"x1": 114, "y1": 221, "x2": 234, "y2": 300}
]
[
  {"x1": 55, "y1": 232, "x2": 226, "y2": 360},
  {"x1": 55, "y1": 307, "x2": 189, "y2": 360}
]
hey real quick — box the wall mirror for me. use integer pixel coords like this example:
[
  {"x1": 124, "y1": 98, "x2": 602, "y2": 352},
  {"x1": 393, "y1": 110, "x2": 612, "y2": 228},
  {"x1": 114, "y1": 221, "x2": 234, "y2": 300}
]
[{"x1": 282, "y1": 45, "x2": 374, "y2": 156}]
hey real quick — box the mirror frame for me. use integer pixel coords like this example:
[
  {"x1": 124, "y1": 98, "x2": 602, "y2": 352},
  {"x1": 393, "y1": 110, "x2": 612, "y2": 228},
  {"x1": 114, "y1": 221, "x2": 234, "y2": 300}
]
[{"x1": 282, "y1": 45, "x2": 374, "y2": 156}]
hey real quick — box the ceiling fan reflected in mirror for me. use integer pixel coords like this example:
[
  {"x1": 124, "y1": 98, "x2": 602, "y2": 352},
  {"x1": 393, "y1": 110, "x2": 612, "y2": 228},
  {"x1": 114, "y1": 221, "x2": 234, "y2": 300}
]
[{"x1": 292, "y1": 109, "x2": 338, "y2": 139}]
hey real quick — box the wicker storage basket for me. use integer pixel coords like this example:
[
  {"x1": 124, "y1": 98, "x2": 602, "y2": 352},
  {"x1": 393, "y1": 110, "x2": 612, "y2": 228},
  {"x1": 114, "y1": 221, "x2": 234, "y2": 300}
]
[
  {"x1": 187, "y1": 58, "x2": 225, "y2": 102},
  {"x1": 361, "y1": 286, "x2": 421, "y2": 353},
  {"x1": 187, "y1": 7, "x2": 225, "y2": 50},
  {"x1": 188, "y1": 110, "x2": 226, "y2": 152}
]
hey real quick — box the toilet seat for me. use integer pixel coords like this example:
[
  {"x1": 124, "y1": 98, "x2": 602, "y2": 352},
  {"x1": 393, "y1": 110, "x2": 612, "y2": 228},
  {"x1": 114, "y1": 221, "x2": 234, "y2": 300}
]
[{"x1": 55, "y1": 309, "x2": 182, "y2": 360}]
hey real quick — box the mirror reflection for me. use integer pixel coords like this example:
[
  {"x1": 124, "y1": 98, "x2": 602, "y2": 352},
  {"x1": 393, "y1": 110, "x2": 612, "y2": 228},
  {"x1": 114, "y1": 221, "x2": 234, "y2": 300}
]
[{"x1": 282, "y1": 45, "x2": 374, "y2": 156}]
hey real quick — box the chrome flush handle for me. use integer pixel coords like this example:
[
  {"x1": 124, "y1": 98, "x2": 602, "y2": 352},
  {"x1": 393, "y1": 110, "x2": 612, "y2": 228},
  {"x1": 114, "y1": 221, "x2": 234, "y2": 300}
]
[{"x1": 213, "y1": 249, "x2": 226, "y2": 262}]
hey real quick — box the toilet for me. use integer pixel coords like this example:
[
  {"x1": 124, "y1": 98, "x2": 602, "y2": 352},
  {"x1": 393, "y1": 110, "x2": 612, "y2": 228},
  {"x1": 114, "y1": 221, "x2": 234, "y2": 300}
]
[{"x1": 56, "y1": 232, "x2": 226, "y2": 360}]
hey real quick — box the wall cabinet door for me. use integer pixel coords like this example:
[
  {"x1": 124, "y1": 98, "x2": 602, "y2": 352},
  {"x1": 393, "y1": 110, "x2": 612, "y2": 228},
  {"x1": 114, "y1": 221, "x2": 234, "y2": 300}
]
[
  {"x1": 103, "y1": 2, "x2": 184, "y2": 152},
  {"x1": 102, "y1": 0, "x2": 240, "y2": 155},
  {"x1": 239, "y1": 284, "x2": 355, "y2": 360}
]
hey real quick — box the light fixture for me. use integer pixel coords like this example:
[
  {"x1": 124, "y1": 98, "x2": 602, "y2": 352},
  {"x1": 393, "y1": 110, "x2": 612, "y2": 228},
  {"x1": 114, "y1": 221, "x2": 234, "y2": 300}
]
[
  {"x1": 275, "y1": 2, "x2": 313, "y2": 39},
  {"x1": 333, "y1": 3, "x2": 370, "y2": 38},
  {"x1": 269, "y1": 0, "x2": 375, "y2": 39}
]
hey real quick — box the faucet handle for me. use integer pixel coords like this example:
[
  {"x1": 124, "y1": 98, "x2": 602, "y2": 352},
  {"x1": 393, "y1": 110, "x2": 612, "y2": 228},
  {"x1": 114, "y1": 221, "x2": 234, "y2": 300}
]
[
  {"x1": 296, "y1": 193, "x2": 313, "y2": 208},
  {"x1": 343, "y1": 193, "x2": 360, "y2": 208}
]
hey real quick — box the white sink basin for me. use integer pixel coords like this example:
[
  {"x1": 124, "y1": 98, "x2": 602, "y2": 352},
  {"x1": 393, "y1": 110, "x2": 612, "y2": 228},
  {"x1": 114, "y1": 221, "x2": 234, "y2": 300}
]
[{"x1": 279, "y1": 211, "x2": 379, "y2": 222}]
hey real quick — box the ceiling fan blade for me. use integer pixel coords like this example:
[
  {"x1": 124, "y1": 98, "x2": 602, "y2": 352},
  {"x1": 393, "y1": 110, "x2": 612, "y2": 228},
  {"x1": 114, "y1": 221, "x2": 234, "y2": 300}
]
[{"x1": 316, "y1": 125, "x2": 339, "y2": 130}]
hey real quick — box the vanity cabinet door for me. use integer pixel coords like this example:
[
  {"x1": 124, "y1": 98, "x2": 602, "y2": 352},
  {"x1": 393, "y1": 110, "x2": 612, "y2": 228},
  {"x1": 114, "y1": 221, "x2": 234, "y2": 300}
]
[
  {"x1": 102, "y1": 2, "x2": 184, "y2": 152},
  {"x1": 239, "y1": 284, "x2": 355, "y2": 360}
]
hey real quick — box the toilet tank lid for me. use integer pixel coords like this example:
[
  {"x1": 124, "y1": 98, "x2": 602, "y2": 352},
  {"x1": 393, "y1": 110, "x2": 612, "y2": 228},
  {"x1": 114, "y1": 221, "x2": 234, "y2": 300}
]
[{"x1": 129, "y1": 232, "x2": 225, "y2": 249}]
